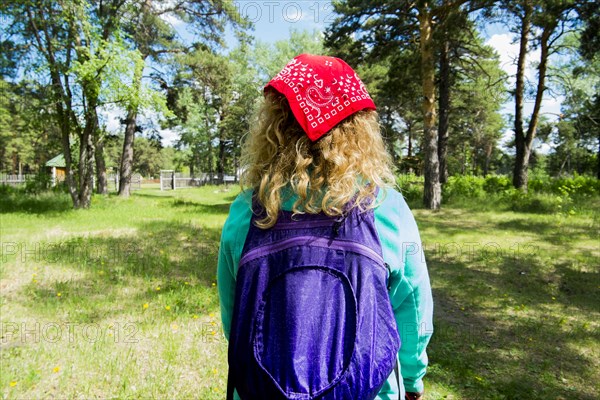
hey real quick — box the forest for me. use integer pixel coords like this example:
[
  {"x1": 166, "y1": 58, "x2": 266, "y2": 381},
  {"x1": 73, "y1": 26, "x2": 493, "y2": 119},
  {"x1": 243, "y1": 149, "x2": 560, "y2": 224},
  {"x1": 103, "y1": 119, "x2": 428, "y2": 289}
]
[{"x1": 0, "y1": 1, "x2": 599, "y2": 209}]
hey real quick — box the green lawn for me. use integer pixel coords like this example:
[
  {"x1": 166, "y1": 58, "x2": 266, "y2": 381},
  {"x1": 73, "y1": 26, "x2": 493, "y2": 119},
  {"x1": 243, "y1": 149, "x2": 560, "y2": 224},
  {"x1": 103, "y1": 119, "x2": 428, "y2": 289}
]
[{"x1": 1, "y1": 186, "x2": 598, "y2": 399}]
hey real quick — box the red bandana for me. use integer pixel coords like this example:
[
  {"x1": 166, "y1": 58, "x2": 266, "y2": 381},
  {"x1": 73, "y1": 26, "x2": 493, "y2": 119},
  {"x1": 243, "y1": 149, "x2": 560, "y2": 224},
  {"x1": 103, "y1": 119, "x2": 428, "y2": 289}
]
[{"x1": 264, "y1": 53, "x2": 376, "y2": 142}]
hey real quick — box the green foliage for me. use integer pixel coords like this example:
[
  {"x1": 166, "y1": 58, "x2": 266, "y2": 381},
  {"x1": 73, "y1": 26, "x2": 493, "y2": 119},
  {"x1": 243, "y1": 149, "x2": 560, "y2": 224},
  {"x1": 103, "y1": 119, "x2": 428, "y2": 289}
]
[
  {"x1": 0, "y1": 79, "x2": 61, "y2": 173},
  {"x1": 442, "y1": 175, "x2": 486, "y2": 200},
  {"x1": 482, "y1": 175, "x2": 512, "y2": 193},
  {"x1": 253, "y1": 28, "x2": 325, "y2": 81},
  {"x1": 0, "y1": 186, "x2": 72, "y2": 213},
  {"x1": 396, "y1": 173, "x2": 424, "y2": 203},
  {"x1": 529, "y1": 175, "x2": 600, "y2": 197},
  {"x1": 546, "y1": 32, "x2": 600, "y2": 177},
  {"x1": 23, "y1": 173, "x2": 52, "y2": 195},
  {"x1": 398, "y1": 174, "x2": 599, "y2": 214}
]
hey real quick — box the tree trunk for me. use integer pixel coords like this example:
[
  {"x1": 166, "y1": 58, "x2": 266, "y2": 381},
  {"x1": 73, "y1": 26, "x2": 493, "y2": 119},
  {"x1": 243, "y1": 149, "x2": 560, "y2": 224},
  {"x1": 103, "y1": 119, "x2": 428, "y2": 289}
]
[
  {"x1": 407, "y1": 122, "x2": 413, "y2": 158},
  {"x1": 77, "y1": 86, "x2": 96, "y2": 208},
  {"x1": 95, "y1": 137, "x2": 108, "y2": 194},
  {"x1": 217, "y1": 117, "x2": 226, "y2": 183},
  {"x1": 119, "y1": 108, "x2": 137, "y2": 197},
  {"x1": 77, "y1": 126, "x2": 95, "y2": 208},
  {"x1": 483, "y1": 143, "x2": 492, "y2": 176},
  {"x1": 47, "y1": 64, "x2": 79, "y2": 205},
  {"x1": 513, "y1": 4, "x2": 552, "y2": 191},
  {"x1": 513, "y1": 4, "x2": 532, "y2": 190},
  {"x1": 218, "y1": 139, "x2": 225, "y2": 182},
  {"x1": 419, "y1": 8, "x2": 441, "y2": 209},
  {"x1": 597, "y1": 133, "x2": 600, "y2": 179},
  {"x1": 438, "y1": 35, "x2": 451, "y2": 185},
  {"x1": 118, "y1": 57, "x2": 144, "y2": 197}
]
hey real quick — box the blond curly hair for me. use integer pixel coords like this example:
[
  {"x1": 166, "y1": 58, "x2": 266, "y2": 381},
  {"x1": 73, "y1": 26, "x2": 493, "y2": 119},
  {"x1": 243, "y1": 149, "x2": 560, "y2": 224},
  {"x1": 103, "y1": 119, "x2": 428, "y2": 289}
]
[{"x1": 240, "y1": 91, "x2": 395, "y2": 229}]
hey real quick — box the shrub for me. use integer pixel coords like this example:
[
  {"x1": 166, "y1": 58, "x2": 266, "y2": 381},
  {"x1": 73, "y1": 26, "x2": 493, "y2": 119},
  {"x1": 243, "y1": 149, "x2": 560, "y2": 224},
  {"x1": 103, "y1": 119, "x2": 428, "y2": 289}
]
[
  {"x1": 442, "y1": 175, "x2": 485, "y2": 200},
  {"x1": 396, "y1": 173, "x2": 423, "y2": 203},
  {"x1": 483, "y1": 175, "x2": 512, "y2": 194},
  {"x1": 24, "y1": 173, "x2": 52, "y2": 195},
  {"x1": 502, "y1": 189, "x2": 567, "y2": 214}
]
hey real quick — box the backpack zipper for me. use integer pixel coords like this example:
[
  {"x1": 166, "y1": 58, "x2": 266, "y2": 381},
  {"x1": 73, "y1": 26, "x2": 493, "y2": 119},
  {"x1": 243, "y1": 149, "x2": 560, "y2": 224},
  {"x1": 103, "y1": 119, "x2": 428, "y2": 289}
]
[{"x1": 240, "y1": 235, "x2": 385, "y2": 267}]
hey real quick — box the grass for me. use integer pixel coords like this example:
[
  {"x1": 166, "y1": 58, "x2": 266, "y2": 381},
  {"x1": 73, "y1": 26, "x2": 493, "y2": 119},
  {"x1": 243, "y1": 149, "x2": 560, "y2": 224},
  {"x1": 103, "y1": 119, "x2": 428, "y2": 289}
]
[{"x1": 1, "y1": 185, "x2": 599, "y2": 399}]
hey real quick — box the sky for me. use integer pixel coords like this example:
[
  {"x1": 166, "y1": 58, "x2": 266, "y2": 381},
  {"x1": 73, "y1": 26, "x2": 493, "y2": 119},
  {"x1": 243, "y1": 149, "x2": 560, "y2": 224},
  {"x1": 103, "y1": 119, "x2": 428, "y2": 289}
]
[{"x1": 103, "y1": 1, "x2": 564, "y2": 152}]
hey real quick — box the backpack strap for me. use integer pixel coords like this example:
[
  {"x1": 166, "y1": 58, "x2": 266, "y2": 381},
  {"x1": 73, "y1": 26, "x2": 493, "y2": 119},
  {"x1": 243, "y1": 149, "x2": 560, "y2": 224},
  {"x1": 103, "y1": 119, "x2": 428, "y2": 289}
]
[
  {"x1": 226, "y1": 366, "x2": 234, "y2": 400},
  {"x1": 395, "y1": 357, "x2": 401, "y2": 399}
]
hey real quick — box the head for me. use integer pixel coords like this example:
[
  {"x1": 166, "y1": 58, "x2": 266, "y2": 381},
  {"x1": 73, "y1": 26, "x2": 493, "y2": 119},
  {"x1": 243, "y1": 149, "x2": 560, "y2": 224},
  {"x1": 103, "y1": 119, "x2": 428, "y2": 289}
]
[{"x1": 240, "y1": 55, "x2": 395, "y2": 229}]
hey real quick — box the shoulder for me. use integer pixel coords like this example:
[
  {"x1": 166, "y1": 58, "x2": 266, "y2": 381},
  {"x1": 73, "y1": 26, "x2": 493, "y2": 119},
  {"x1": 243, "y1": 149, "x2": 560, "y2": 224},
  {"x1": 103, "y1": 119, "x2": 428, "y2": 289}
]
[
  {"x1": 374, "y1": 185, "x2": 415, "y2": 230},
  {"x1": 373, "y1": 185, "x2": 422, "y2": 272},
  {"x1": 221, "y1": 189, "x2": 254, "y2": 250}
]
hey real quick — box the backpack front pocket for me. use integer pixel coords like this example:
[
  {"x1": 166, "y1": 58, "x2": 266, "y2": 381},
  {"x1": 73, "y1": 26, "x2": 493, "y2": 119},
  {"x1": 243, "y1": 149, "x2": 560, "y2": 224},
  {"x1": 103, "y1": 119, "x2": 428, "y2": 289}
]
[{"x1": 253, "y1": 265, "x2": 357, "y2": 399}]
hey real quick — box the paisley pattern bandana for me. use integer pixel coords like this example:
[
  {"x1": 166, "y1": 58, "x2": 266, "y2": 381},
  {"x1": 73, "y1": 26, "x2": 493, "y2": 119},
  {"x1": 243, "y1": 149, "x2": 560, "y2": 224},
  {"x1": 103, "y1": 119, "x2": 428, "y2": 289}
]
[{"x1": 264, "y1": 53, "x2": 377, "y2": 142}]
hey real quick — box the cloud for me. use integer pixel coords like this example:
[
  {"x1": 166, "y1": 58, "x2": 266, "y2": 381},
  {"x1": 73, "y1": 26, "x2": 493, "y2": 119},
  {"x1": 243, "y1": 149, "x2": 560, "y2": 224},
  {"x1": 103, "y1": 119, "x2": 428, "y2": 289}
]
[
  {"x1": 98, "y1": 107, "x2": 124, "y2": 133},
  {"x1": 160, "y1": 128, "x2": 180, "y2": 147},
  {"x1": 486, "y1": 33, "x2": 519, "y2": 77},
  {"x1": 98, "y1": 107, "x2": 180, "y2": 147},
  {"x1": 486, "y1": 33, "x2": 541, "y2": 83}
]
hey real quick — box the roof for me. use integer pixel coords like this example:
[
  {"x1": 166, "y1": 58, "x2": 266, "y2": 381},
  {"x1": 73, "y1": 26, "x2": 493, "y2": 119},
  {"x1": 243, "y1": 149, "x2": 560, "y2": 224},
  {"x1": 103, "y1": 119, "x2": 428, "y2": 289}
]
[{"x1": 46, "y1": 154, "x2": 66, "y2": 168}]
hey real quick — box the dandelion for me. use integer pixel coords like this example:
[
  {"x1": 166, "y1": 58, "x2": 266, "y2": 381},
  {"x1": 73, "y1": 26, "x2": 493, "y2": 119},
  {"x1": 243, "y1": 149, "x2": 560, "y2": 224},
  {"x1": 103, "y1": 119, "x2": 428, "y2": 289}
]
[
  {"x1": 32, "y1": 273, "x2": 37, "y2": 277},
  {"x1": 193, "y1": 315, "x2": 199, "y2": 319},
  {"x1": 9, "y1": 381, "x2": 17, "y2": 387},
  {"x1": 212, "y1": 283, "x2": 216, "y2": 287},
  {"x1": 171, "y1": 323, "x2": 179, "y2": 330},
  {"x1": 143, "y1": 303, "x2": 149, "y2": 309},
  {"x1": 165, "y1": 305, "x2": 171, "y2": 311},
  {"x1": 209, "y1": 313, "x2": 215, "y2": 318},
  {"x1": 213, "y1": 368, "x2": 218, "y2": 374},
  {"x1": 57, "y1": 292, "x2": 62, "y2": 297},
  {"x1": 53, "y1": 366, "x2": 60, "y2": 373},
  {"x1": 184, "y1": 281, "x2": 189, "y2": 285},
  {"x1": 156, "y1": 286, "x2": 161, "y2": 291}
]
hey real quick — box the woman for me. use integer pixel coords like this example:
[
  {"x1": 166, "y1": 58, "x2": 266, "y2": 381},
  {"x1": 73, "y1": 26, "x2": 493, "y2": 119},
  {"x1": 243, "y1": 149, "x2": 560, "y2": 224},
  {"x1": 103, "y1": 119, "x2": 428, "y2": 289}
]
[{"x1": 218, "y1": 53, "x2": 433, "y2": 400}]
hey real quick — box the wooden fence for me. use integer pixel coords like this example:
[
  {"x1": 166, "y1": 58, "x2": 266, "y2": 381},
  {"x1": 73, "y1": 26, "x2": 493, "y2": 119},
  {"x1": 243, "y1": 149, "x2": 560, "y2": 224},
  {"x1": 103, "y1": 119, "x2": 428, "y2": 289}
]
[
  {"x1": 0, "y1": 174, "x2": 36, "y2": 186},
  {"x1": 160, "y1": 170, "x2": 236, "y2": 190},
  {"x1": 107, "y1": 174, "x2": 142, "y2": 191}
]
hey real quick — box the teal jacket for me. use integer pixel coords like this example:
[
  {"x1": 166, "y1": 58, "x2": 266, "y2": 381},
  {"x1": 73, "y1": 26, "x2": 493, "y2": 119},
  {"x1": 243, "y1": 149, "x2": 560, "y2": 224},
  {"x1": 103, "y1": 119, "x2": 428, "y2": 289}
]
[{"x1": 217, "y1": 186, "x2": 434, "y2": 399}]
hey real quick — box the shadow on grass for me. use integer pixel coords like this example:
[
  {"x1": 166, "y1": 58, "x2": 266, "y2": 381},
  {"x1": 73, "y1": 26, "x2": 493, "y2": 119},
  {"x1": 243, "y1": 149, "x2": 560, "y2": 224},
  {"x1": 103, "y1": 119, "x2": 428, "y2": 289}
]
[
  {"x1": 494, "y1": 218, "x2": 595, "y2": 246},
  {"x1": 20, "y1": 219, "x2": 225, "y2": 321},
  {"x1": 428, "y1": 251, "x2": 599, "y2": 399},
  {"x1": 170, "y1": 199, "x2": 232, "y2": 215},
  {"x1": 62, "y1": 220, "x2": 222, "y2": 283},
  {"x1": 0, "y1": 191, "x2": 73, "y2": 214}
]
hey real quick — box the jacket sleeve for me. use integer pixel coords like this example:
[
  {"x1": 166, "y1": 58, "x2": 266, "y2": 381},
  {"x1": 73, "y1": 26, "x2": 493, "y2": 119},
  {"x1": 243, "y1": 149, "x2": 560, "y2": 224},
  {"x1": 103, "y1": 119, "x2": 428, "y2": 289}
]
[
  {"x1": 388, "y1": 196, "x2": 434, "y2": 393},
  {"x1": 217, "y1": 190, "x2": 253, "y2": 340},
  {"x1": 217, "y1": 229, "x2": 237, "y2": 341}
]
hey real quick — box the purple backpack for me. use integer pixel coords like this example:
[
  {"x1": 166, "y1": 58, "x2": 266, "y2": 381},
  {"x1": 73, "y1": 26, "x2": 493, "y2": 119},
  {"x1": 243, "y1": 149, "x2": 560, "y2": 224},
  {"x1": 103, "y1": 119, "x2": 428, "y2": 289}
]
[{"x1": 226, "y1": 191, "x2": 401, "y2": 399}]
